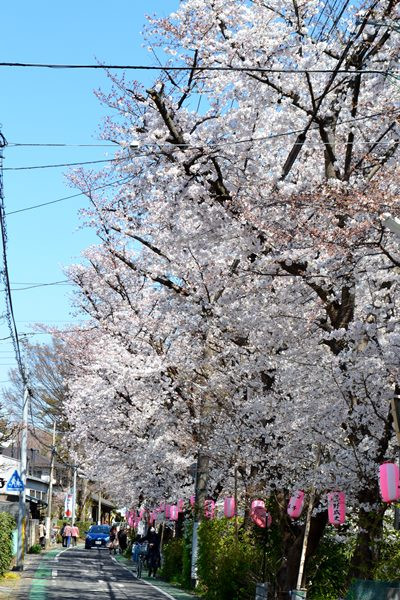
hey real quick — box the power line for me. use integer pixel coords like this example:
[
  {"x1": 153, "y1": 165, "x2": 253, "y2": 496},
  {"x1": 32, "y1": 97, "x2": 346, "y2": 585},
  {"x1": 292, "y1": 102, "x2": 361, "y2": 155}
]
[
  {"x1": 4, "y1": 129, "x2": 400, "y2": 173},
  {"x1": 3, "y1": 108, "x2": 399, "y2": 217},
  {"x1": 8, "y1": 142, "x2": 116, "y2": 148},
  {"x1": 0, "y1": 62, "x2": 396, "y2": 75},
  {"x1": 0, "y1": 327, "x2": 97, "y2": 341},
  {"x1": 6, "y1": 175, "x2": 134, "y2": 215},
  {"x1": 0, "y1": 132, "x2": 27, "y2": 385},
  {"x1": 3, "y1": 157, "x2": 121, "y2": 171},
  {"x1": 10, "y1": 281, "x2": 70, "y2": 291}
]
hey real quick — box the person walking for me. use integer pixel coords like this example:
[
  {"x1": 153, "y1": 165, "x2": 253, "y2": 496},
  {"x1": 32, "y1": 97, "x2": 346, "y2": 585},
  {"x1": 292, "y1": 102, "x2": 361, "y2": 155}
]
[
  {"x1": 63, "y1": 523, "x2": 72, "y2": 548},
  {"x1": 38, "y1": 521, "x2": 46, "y2": 549},
  {"x1": 71, "y1": 523, "x2": 79, "y2": 547},
  {"x1": 146, "y1": 527, "x2": 160, "y2": 578},
  {"x1": 109, "y1": 525, "x2": 118, "y2": 555},
  {"x1": 117, "y1": 526, "x2": 127, "y2": 554},
  {"x1": 60, "y1": 522, "x2": 67, "y2": 547}
]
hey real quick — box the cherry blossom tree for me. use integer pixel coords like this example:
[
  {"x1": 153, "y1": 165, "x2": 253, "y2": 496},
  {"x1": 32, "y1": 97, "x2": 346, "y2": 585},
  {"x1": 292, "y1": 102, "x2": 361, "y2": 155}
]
[{"x1": 58, "y1": 0, "x2": 400, "y2": 592}]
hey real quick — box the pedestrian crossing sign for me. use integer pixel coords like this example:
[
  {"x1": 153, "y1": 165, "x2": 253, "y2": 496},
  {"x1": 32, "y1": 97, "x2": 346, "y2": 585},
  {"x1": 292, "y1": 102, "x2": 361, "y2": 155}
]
[{"x1": 6, "y1": 470, "x2": 24, "y2": 492}]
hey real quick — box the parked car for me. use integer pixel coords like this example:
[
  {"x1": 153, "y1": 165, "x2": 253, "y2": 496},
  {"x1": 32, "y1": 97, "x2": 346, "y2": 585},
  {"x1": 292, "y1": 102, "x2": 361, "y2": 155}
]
[{"x1": 85, "y1": 525, "x2": 110, "y2": 549}]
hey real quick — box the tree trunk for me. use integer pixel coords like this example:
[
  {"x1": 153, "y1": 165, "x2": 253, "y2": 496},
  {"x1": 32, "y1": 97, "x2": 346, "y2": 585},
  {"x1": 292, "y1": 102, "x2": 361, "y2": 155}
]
[
  {"x1": 349, "y1": 487, "x2": 386, "y2": 581},
  {"x1": 276, "y1": 510, "x2": 328, "y2": 600}
]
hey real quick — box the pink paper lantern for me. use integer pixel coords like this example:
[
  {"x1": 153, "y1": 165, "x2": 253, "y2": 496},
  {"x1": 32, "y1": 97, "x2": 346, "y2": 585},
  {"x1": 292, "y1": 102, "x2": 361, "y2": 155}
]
[
  {"x1": 177, "y1": 499, "x2": 185, "y2": 512},
  {"x1": 127, "y1": 511, "x2": 134, "y2": 528},
  {"x1": 149, "y1": 511, "x2": 156, "y2": 524},
  {"x1": 287, "y1": 490, "x2": 305, "y2": 519},
  {"x1": 379, "y1": 463, "x2": 400, "y2": 503},
  {"x1": 224, "y1": 497, "x2": 236, "y2": 519},
  {"x1": 327, "y1": 492, "x2": 346, "y2": 526},
  {"x1": 250, "y1": 500, "x2": 272, "y2": 528},
  {"x1": 139, "y1": 509, "x2": 144, "y2": 519},
  {"x1": 204, "y1": 499, "x2": 215, "y2": 519},
  {"x1": 165, "y1": 504, "x2": 171, "y2": 519},
  {"x1": 251, "y1": 499, "x2": 265, "y2": 511},
  {"x1": 190, "y1": 495, "x2": 196, "y2": 507},
  {"x1": 170, "y1": 505, "x2": 179, "y2": 521}
]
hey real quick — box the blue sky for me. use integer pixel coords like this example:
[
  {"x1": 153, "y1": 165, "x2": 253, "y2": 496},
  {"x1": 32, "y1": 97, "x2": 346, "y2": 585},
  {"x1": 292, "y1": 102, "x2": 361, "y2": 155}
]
[{"x1": 0, "y1": 0, "x2": 178, "y2": 391}]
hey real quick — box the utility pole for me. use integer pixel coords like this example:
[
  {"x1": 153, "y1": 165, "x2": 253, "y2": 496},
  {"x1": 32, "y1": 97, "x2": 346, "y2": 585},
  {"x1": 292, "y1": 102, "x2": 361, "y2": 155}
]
[
  {"x1": 98, "y1": 492, "x2": 102, "y2": 525},
  {"x1": 71, "y1": 466, "x2": 77, "y2": 525},
  {"x1": 16, "y1": 387, "x2": 29, "y2": 570},
  {"x1": 45, "y1": 421, "x2": 56, "y2": 547}
]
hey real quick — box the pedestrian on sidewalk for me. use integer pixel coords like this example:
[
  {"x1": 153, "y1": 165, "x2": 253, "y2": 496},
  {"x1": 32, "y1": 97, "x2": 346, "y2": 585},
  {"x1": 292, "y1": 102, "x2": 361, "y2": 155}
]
[
  {"x1": 71, "y1": 523, "x2": 79, "y2": 547},
  {"x1": 117, "y1": 526, "x2": 127, "y2": 554},
  {"x1": 63, "y1": 523, "x2": 72, "y2": 548},
  {"x1": 60, "y1": 522, "x2": 67, "y2": 547},
  {"x1": 109, "y1": 525, "x2": 118, "y2": 555},
  {"x1": 146, "y1": 527, "x2": 160, "y2": 578},
  {"x1": 38, "y1": 521, "x2": 46, "y2": 549}
]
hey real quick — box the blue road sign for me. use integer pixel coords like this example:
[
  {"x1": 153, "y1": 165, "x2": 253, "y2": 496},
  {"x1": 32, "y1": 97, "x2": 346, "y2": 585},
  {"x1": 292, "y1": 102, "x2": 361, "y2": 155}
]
[{"x1": 6, "y1": 470, "x2": 24, "y2": 492}]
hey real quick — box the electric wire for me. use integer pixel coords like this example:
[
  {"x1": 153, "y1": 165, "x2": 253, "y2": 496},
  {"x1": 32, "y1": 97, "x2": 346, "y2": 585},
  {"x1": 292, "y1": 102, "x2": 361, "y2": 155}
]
[
  {"x1": 4, "y1": 107, "x2": 400, "y2": 216},
  {"x1": 3, "y1": 157, "x2": 121, "y2": 171},
  {"x1": 0, "y1": 133, "x2": 27, "y2": 385},
  {"x1": 6, "y1": 175, "x2": 134, "y2": 215},
  {"x1": 8, "y1": 143, "x2": 116, "y2": 148},
  {"x1": 0, "y1": 62, "x2": 396, "y2": 75},
  {"x1": 10, "y1": 281, "x2": 70, "y2": 291}
]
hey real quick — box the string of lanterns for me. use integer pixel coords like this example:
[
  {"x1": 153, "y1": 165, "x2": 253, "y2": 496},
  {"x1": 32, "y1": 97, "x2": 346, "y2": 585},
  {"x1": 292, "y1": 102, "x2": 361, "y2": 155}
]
[
  {"x1": 125, "y1": 461, "x2": 400, "y2": 532},
  {"x1": 125, "y1": 490, "x2": 347, "y2": 529},
  {"x1": 124, "y1": 463, "x2": 400, "y2": 535}
]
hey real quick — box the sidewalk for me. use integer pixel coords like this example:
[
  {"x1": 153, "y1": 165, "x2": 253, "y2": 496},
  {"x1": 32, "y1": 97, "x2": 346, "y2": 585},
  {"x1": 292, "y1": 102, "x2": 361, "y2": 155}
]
[
  {"x1": 113, "y1": 554, "x2": 199, "y2": 600},
  {"x1": 12, "y1": 545, "x2": 62, "y2": 599}
]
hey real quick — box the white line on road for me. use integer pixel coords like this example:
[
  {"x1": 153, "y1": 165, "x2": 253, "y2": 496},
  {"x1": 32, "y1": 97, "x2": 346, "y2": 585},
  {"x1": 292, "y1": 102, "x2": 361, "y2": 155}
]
[{"x1": 110, "y1": 556, "x2": 176, "y2": 600}]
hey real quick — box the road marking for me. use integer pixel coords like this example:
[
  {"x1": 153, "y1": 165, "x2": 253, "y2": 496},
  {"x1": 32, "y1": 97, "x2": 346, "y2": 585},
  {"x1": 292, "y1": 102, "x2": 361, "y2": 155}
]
[
  {"x1": 110, "y1": 556, "x2": 176, "y2": 600},
  {"x1": 52, "y1": 569, "x2": 57, "y2": 577}
]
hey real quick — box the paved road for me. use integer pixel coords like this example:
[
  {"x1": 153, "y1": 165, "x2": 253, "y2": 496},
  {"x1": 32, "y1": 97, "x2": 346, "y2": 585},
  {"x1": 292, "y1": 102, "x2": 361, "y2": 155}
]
[{"x1": 27, "y1": 546, "x2": 171, "y2": 600}]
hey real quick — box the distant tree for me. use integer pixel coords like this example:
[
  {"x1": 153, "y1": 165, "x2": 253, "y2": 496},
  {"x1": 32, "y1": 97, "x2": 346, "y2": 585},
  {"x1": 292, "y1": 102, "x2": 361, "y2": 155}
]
[{"x1": 3, "y1": 338, "x2": 69, "y2": 431}]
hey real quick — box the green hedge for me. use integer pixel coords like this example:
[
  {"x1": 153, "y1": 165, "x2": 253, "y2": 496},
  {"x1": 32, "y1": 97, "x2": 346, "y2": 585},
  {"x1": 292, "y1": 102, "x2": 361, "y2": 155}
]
[
  {"x1": 160, "y1": 521, "x2": 192, "y2": 589},
  {"x1": 161, "y1": 538, "x2": 184, "y2": 583},
  {"x1": 197, "y1": 518, "x2": 263, "y2": 600},
  {"x1": 0, "y1": 513, "x2": 15, "y2": 576}
]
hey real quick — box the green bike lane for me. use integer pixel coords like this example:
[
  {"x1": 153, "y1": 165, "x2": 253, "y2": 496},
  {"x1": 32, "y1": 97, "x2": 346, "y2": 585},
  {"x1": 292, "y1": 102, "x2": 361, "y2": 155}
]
[{"x1": 20, "y1": 546, "x2": 198, "y2": 600}]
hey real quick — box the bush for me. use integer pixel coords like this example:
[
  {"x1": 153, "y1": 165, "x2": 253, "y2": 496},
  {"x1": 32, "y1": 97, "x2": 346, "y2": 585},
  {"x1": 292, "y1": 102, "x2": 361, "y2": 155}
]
[
  {"x1": 197, "y1": 518, "x2": 262, "y2": 600},
  {"x1": 28, "y1": 544, "x2": 42, "y2": 554},
  {"x1": 306, "y1": 530, "x2": 352, "y2": 600},
  {"x1": 0, "y1": 513, "x2": 15, "y2": 576},
  {"x1": 160, "y1": 538, "x2": 184, "y2": 583}
]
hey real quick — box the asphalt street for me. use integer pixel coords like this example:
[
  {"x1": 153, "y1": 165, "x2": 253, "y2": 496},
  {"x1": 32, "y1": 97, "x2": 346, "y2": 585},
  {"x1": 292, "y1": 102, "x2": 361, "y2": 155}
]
[{"x1": 29, "y1": 546, "x2": 172, "y2": 600}]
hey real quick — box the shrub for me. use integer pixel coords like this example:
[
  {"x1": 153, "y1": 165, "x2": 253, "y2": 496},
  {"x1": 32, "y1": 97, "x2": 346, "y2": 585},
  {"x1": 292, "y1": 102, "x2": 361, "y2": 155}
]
[
  {"x1": 160, "y1": 538, "x2": 184, "y2": 583},
  {"x1": 0, "y1": 513, "x2": 15, "y2": 576},
  {"x1": 197, "y1": 518, "x2": 263, "y2": 600},
  {"x1": 28, "y1": 544, "x2": 42, "y2": 554},
  {"x1": 306, "y1": 530, "x2": 352, "y2": 600}
]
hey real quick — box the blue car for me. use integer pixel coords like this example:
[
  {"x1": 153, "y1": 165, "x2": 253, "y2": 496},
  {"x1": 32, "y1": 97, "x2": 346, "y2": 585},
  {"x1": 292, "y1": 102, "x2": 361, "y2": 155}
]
[{"x1": 85, "y1": 525, "x2": 110, "y2": 549}]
